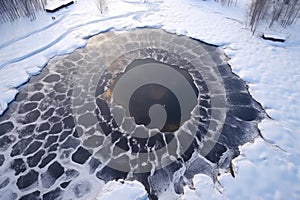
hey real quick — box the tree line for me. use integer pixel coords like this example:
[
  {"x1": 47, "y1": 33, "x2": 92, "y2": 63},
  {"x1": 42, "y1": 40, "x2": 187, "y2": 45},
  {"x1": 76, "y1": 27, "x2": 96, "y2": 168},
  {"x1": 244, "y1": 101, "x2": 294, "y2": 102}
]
[
  {"x1": 0, "y1": 0, "x2": 299, "y2": 32},
  {"x1": 249, "y1": 0, "x2": 300, "y2": 32},
  {"x1": 0, "y1": 0, "x2": 46, "y2": 23}
]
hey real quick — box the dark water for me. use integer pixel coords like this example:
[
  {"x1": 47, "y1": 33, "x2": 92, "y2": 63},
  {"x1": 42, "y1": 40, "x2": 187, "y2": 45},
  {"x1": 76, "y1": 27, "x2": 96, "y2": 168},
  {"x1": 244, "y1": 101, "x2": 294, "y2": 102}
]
[{"x1": 105, "y1": 58, "x2": 199, "y2": 132}]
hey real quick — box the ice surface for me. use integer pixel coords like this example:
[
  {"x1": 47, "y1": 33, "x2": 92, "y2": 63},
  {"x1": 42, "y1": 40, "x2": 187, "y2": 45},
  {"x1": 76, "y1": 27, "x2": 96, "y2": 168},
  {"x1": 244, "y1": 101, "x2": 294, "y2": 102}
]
[
  {"x1": 0, "y1": 28, "x2": 263, "y2": 199},
  {"x1": 0, "y1": 0, "x2": 299, "y2": 199}
]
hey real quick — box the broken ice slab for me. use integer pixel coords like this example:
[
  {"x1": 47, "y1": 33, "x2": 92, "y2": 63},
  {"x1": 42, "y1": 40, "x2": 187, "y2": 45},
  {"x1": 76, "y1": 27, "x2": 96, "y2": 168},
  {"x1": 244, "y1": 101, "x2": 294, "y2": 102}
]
[
  {"x1": 45, "y1": 0, "x2": 74, "y2": 13},
  {"x1": 262, "y1": 33, "x2": 286, "y2": 42}
]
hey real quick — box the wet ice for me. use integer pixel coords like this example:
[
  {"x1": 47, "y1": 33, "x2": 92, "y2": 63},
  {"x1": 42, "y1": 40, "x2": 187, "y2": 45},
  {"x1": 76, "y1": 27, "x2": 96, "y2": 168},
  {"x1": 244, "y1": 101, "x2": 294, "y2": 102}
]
[{"x1": 0, "y1": 29, "x2": 265, "y2": 200}]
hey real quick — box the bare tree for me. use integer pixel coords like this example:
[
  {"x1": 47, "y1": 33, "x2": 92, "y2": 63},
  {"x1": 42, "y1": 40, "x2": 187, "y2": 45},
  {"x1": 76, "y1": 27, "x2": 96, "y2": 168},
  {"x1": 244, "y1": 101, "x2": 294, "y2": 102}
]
[
  {"x1": 96, "y1": 0, "x2": 108, "y2": 14},
  {"x1": 249, "y1": 0, "x2": 300, "y2": 32},
  {"x1": 0, "y1": 0, "x2": 47, "y2": 23},
  {"x1": 215, "y1": 0, "x2": 237, "y2": 6}
]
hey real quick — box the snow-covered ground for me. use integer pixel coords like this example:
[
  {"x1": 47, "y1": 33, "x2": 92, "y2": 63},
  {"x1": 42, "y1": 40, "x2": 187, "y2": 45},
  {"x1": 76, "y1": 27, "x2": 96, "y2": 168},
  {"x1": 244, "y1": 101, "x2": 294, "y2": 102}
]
[
  {"x1": 95, "y1": 180, "x2": 148, "y2": 200},
  {"x1": 0, "y1": 0, "x2": 299, "y2": 199}
]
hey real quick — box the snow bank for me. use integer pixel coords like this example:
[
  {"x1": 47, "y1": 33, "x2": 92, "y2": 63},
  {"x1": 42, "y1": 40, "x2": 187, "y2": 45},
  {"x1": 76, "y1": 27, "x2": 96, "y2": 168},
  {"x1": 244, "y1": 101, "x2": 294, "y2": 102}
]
[
  {"x1": 95, "y1": 180, "x2": 148, "y2": 200},
  {"x1": 181, "y1": 174, "x2": 224, "y2": 200}
]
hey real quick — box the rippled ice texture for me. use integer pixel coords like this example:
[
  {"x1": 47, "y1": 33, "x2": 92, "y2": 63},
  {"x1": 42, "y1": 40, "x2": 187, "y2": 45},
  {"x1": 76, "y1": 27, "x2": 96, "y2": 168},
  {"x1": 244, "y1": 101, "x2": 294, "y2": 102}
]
[{"x1": 0, "y1": 29, "x2": 264, "y2": 200}]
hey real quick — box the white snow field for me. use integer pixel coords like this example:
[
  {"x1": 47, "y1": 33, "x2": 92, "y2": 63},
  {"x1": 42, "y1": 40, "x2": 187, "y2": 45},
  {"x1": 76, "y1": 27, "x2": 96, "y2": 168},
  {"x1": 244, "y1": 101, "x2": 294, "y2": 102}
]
[{"x1": 0, "y1": 0, "x2": 299, "y2": 199}]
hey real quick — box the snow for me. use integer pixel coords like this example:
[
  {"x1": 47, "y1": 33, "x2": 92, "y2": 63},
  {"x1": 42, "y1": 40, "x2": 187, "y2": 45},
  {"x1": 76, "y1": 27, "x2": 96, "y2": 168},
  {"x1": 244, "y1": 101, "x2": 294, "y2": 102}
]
[
  {"x1": 95, "y1": 180, "x2": 148, "y2": 200},
  {"x1": 0, "y1": 0, "x2": 299, "y2": 199},
  {"x1": 219, "y1": 122, "x2": 300, "y2": 200},
  {"x1": 181, "y1": 174, "x2": 224, "y2": 200},
  {"x1": 45, "y1": 0, "x2": 74, "y2": 12}
]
